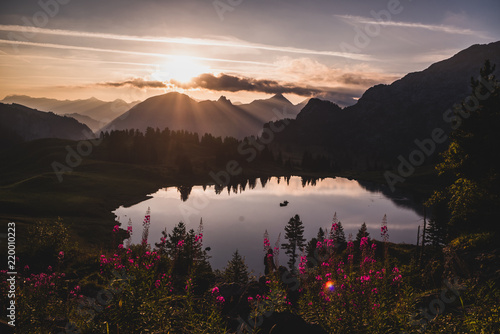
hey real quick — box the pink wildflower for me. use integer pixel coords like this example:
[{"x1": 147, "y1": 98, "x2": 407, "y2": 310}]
[
  {"x1": 360, "y1": 237, "x2": 368, "y2": 248},
  {"x1": 299, "y1": 255, "x2": 307, "y2": 274}
]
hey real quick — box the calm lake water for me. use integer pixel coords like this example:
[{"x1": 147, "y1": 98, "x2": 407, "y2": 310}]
[{"x1": 114, "y1": 176, "x2": 423, "y2": 274}]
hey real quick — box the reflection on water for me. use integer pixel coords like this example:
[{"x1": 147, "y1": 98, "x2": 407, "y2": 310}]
[{"x1": 113, "y1": 176, "x2": 423, "y2": 274}]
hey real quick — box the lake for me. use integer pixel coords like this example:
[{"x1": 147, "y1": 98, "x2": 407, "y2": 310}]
[{"x1": 113, "y1": 176, "x2": 423, "y2": 275}]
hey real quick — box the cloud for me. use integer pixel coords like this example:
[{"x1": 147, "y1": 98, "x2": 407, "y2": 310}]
[
  {"x1": 171, "y1": 73, "x2": 326, "y2": 97},
  {"x1": 0, "y1": 24, "x2": 373, "y2": 61},
  {"x1": 0, "y1": 38, "x2": 274, "y2": 67},
  {"x1": 99, "y1": 78, "x2": 168, "y2": 89},
  {"x1": 272, "y1": 57, "x2": 400, "y2": 88},
  {"x1": 170, "y1": 73, "x2": 368, "y2": 107},
  {"x1": 334, "y1": 15, "x2": 490, "y2": 38},
  {"x1": 94, "y1": 69, "x2": 390, "y2": 107}
]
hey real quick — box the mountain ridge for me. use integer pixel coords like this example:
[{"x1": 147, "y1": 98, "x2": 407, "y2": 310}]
[
  {"x1": 270, "y1": 41, "x2": 500, "y2": 170},
  {"x1": 0, "y1": 103, "x2": 93, "y2": 146},
  {"x1": 101, "y1": 92, "x2": 305, "y2": 139}
]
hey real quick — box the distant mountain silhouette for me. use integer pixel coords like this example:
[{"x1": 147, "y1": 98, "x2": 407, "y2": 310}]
[
  {"x1": 101, "y1": 92, "x2": 303, "y2": 138},
  {"x1": 0, "y1": 95, "x2": 139, "y2": 126},
  {"x1": 270, "y1": 41, "x2": 500, "y2": 170},
  {"x1": 0, "y1": 103, "x2": 92, "y2": 146},
  {"x1": 64, "y1": 113, "x2": 103, "y2": 132}
]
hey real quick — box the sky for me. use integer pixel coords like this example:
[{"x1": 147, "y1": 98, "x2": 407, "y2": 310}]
[{"x1": 0, "y1": 0, "x2": 499, "y2": 106}]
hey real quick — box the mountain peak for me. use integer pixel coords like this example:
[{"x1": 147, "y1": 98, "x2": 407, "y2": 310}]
[
  {"x1": 270, "y1": 93, "x2": 289, "y2": 102},
  {"x1": 217, "y1": 96, "x2": 232, "y2": 105}
]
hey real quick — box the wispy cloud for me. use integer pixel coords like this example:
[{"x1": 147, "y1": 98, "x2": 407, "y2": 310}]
[
  {"x1": 334, "y1": 15, "x2": 490, "y2": 38},
  {"x1": 99, "y1": 78, "x2": 168, "y2": 89},
  {"x1": 0, "y1": 24, "x2": 373, "y2": 61},
  {"x1": 0, "y1": 39, "x2": 273, "y2": 66}
]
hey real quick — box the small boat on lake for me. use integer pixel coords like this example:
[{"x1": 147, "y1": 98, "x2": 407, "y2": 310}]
[{"x1": 280, "y1": 200, "x2": 289, "y2": 207}]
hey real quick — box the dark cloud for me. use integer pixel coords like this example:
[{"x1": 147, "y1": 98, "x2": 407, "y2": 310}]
[
  {"x1": 339, "y1": 74, "x2": 390, "y2": 87},
  {"x1": 171, "y1": 73, "x2": 325, "y2": 97},
  {"x1": 96, "y1": 73, "x2": 363, "y2": 107},
  {"x1": 99, "y1": 78, "x2": 167, "y2": 89}
]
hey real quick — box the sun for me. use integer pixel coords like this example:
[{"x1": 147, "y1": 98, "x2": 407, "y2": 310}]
[{"x1": 153, "y1": 56, "x2": 209, "y2": 83}]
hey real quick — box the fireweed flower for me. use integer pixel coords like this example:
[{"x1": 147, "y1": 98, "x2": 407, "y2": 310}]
[
  {"x1": 177, "y1": 240, "x2": 185, "y2": 248},
  {"x1": 360, "y1": 237, "x2": 369, "y2": 248},
  {"x1": 212, "y1": 287, "x2": 219, "y2": 294},
  {"x1": 360, "y1": 275, "x2": 370, "y2": 283},
  {"x1": 113, "y1": 225, "x2": 120, "y2": 233},
  {"x1": 263, "y1": 230, "x2": 271, "y2": 252},
  {"x1": 381, "y1": 215, "x2": 389, "y2": 242}
]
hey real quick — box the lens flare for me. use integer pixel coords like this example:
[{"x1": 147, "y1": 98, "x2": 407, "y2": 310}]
[{"x1": 324, "y1": 280, "x2": 336, "y2": 293}]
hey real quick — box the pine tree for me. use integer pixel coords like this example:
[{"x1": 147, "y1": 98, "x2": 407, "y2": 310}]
[
  {"x1": 223, "y1": 250, "x2": 249, "y2": 285},
  {"x1": 317, "y1": 227, "x2": 326, "y2": 242},
  {"x1": 155, "y1": 222, "x2": 209, "y2": 276},
  {"x1": 355, "y1": 222, "x2": 370, "y2": 244},
  {"x1": 281, "y1": 214, "x2": 306, "y2": 272},
  {"x1": 333, "y1": 221, "x2": 346, "y2": 245},
  {"x1": 425, "y1": 218, "x2": 448, "y2": 246}
]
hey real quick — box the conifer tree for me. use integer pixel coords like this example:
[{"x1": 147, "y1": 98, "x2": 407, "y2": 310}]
[
  {"x1": 223, "y1": 250, "x2": 249, "y2": 285},
  {"x1": 281, "y1": 214, "x2": 306, "y2": 271},
  {"x1": 355, "y1": 222, "x2": 370, "y2": 244},
  {"x1": 333, "y1": 221, "x2": 347, "y2": 245}
]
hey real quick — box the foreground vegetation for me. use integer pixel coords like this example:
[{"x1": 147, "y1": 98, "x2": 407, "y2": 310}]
[{"x1": 1, "y1": 214, "x2": 498, "y2": 333}]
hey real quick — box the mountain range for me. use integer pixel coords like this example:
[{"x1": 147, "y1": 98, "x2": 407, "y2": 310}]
[
  {"x1": 270, "y1": 41, "x2": 500, "y2": 170},
  {"x1": 1, "y1": 41, "x2": 499, "y2": 167},
  {"x1": 101, "y1": 93, "x2": 305, "y2": 139},
  {"x1": 0, "y1": 95, "x2": 139, "y2": 131},
  {"x1": 0, "y1": 103, "x2": 92, "y2": 147}
]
